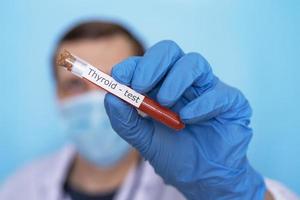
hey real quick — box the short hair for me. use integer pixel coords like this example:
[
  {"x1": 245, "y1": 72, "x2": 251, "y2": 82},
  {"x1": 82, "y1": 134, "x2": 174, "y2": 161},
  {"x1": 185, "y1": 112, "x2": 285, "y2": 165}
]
[{"x1": 51, "y1": 20, "x2": 145, "y2": 80}]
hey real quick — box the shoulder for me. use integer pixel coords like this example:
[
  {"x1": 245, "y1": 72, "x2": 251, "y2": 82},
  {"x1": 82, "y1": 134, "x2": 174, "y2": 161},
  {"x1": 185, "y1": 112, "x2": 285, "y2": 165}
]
[
  {"x1": 266, "y1": 178, "x2": 299, "y2": 200},
  {"x1": 137, "y1": 161, "x2": 186, "y2": 200},
  {"x1": 0, "y1": 145, "x2": 75, "y2": 200}
]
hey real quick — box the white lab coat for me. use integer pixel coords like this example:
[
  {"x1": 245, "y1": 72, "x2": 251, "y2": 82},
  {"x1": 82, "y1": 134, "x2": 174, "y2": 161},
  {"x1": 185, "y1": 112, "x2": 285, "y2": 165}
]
[{"x1": 0, "y1": 145, "x2": 298, "y2": 200}]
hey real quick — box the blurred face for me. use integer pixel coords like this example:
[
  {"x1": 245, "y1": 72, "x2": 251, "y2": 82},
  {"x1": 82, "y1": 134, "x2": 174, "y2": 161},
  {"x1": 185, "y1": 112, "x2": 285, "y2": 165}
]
[
  {"x1": 56, "y1": 34, "x2": 136, "y2": 100},
  {"x1": 56, "y1": 34, "x2": 139, "y2": 167}
]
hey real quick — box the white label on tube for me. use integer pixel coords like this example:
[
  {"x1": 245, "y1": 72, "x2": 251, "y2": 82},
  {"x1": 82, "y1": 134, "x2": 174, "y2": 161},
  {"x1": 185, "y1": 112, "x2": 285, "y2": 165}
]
[{"x1": 81, "y1": 64, "x2": 145, "y2": 108}]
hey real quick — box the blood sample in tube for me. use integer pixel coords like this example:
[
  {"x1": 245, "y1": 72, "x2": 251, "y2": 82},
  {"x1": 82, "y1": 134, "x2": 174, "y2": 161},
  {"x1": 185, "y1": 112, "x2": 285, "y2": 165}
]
[{"x1": 56, "y1": 50, "x2": 185, "y2": 130}]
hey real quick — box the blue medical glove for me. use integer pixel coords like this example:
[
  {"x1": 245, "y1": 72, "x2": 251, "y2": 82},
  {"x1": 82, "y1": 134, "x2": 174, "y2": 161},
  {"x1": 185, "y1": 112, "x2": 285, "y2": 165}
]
[{"x1": 104, "y1": 40, "x2": 266, "y2": 200}]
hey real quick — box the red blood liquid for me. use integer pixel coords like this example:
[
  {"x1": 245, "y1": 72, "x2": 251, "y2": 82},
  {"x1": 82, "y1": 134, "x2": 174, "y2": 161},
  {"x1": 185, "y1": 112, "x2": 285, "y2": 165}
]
[{"x1": 139, "y1": 97, "x2": 185, "y2": 130}]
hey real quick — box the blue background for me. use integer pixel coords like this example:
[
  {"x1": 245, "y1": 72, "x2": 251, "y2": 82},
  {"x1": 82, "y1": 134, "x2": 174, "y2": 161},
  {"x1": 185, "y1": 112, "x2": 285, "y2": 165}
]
[{"x1": 1, "y1": 0, "x2": 299, "y2": 194}]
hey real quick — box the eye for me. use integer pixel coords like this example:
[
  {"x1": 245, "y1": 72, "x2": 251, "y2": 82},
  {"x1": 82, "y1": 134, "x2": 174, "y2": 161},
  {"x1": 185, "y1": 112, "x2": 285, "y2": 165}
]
[{"x1": 60, "y1": 78, "x2": 89, "y2": 95}]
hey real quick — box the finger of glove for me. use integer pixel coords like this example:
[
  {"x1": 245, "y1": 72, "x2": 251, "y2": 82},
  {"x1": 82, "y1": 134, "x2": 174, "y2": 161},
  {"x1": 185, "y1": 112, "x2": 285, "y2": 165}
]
[
  {"x1": 104, "y1": 93, "x2": 154, "y2": 156},
  {"x1": 111, "y1": 56, "x2": 140, "y2": 86},
  {"x1": 179, "y1": 83, "x2": 239, "y2": 123},
  {"x1": 156, "y1": 52, "x2": 215, "y2": 107},
  {"x1": 130, "y1": 40, "x2": 184, "y2": 93}
]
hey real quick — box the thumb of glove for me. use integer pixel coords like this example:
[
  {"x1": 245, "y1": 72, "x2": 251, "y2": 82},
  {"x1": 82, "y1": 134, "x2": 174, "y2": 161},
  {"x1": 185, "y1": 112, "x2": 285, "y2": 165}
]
[{"x1": 104, "y1": 93, "x2": 154, "y2": 157}]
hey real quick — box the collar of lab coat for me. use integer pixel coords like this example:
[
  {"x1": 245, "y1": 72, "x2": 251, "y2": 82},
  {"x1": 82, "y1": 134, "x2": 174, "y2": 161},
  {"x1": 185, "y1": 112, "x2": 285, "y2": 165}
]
[
  {"x1": 36, "y1": 144, "x2": 184, "y2": 200},
  {"x1": 38, "y1": 144, "x2": 77, "y2": 200}
]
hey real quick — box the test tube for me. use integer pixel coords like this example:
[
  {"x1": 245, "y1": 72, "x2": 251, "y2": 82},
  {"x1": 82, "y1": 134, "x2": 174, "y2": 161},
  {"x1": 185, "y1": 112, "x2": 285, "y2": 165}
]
[{"x1": 56, "y1": 50, "x2": 185, "y2": 130}]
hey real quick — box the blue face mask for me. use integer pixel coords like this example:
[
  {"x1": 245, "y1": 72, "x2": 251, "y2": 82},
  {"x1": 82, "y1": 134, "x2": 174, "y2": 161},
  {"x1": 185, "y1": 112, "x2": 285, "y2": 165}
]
[{"x1": 60, "y1": 91, "x2": 131, "y2": 167}]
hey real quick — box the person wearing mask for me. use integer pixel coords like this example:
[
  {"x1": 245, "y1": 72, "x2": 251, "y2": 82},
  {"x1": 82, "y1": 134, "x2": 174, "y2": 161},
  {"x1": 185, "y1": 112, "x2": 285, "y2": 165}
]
[{"x1": 0, "y1": 21, "x2": 298, "y2": 200}]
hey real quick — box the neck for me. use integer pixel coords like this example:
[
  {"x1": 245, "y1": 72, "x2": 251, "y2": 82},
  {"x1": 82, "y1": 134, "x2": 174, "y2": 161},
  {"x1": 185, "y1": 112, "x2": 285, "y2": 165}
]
[{"x1": 67, "y1": 149, "x2": 139, "y2": 194}]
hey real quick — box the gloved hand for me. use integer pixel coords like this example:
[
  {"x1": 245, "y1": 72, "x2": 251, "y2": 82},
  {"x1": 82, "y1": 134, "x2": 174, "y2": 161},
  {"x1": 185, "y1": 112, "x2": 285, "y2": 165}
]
[{"x1": 104, "y1": 40, "x2": 266, "y2": 200}]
